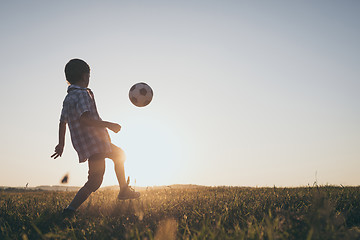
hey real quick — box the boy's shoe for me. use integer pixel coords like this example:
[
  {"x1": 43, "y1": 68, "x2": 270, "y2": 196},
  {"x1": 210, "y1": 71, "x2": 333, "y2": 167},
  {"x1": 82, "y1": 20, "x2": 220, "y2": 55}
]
[
  {"x1": 62, "y1": 208, "x2": 75, "y2": 218},
  {"x1": 118, "y1": 186, "x2": 140, "y2": 200}
]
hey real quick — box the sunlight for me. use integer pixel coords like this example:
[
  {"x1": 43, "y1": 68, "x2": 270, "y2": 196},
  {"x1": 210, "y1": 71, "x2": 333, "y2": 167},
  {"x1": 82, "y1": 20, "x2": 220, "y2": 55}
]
[{"x1": 102, "y1": 113, "x2": 184, "y2": 187}]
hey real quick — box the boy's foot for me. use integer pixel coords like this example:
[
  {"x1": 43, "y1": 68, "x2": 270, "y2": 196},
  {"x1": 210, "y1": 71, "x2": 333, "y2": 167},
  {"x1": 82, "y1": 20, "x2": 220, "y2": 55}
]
[
  {"x1": 62, "y1": 208, "x2": 75, "y2": 218},
  {"x1": 118, "y1": 186, "x2": 140, "y2": 200}
]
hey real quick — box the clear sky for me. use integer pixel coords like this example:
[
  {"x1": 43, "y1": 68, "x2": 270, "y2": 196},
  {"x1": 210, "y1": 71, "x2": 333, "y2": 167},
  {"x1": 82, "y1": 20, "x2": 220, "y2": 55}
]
[{"x1": 0, "y1": 0, "x2": 359, "y2": 188}]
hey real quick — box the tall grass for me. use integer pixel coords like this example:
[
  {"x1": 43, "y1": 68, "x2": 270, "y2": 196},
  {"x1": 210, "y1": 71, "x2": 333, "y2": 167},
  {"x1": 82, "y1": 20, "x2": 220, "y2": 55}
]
[{"x1": 1, "y1": 186, "x2": 360, "y2": 239}]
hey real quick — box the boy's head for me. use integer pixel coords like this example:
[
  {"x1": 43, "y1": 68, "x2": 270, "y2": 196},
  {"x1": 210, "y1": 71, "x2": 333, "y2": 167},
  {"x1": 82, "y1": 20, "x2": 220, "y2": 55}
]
[{"x1": 64, "y1": 59, "x2": 90, "y2": 85}]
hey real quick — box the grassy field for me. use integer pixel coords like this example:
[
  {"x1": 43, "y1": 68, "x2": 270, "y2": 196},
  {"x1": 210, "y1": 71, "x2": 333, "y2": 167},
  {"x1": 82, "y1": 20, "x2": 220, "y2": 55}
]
[{"x1": 1, "y1": 186, "x2": 360, "y2": 239}]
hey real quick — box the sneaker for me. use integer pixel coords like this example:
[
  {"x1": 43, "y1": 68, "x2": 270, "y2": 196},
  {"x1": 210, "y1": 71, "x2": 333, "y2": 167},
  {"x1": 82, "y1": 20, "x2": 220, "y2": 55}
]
[
  {"x1": 118, "y1": 185, "x2": 140, "y2": 200},
  {"x1": 62, "y1": 208, "x2": 75, "y2": 218}
]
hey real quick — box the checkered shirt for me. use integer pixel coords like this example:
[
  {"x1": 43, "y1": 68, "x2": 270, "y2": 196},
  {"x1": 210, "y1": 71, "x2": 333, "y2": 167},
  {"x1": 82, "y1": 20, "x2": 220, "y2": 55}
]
[{"x1": 60, "y1": 85, "x2": 112, "y2": 163}]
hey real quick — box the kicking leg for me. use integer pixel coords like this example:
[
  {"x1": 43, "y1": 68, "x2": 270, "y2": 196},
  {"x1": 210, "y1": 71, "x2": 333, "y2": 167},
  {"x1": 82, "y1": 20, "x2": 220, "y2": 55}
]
[
  {"x1": 107, "y1": 144, "x2": 127, "y2": 190},
  {"x1": 108, "y1": 144, "x2": 140, "y2": 200}
]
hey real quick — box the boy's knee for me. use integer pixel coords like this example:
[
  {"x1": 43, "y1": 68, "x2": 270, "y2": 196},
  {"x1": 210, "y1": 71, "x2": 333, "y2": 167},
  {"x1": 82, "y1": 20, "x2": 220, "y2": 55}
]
[
  {"x1": 92, "y1": 177, "x2": 103, "y2": 192},
  {"x1": 86, "y1": 170, "x2": 105, "y2": 192},
  {"x1": 111, "y1": 146, "x2": 126, "y2": 163},
  {"x1": 87, "y1": 174, "x2": 103, "y2": 192},
  {"x1": 87, "y1": 156, "x2": 106, "y2": 192}
]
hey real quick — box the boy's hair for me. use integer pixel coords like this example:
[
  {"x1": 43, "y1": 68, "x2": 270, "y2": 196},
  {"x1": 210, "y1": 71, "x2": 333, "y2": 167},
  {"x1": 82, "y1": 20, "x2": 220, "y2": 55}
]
[{"x1": 64, "y1": 59, "x2": 90, "y2": 84}]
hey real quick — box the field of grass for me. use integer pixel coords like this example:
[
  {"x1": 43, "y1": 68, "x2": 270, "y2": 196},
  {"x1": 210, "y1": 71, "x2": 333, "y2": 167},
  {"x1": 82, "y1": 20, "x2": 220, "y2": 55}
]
[{"x1": 1, "y1": 186, "x2": 360, "y2": 239}]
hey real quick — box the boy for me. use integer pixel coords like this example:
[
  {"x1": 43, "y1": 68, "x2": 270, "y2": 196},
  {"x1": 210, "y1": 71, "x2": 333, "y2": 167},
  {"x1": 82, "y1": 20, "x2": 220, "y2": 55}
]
[{"x1": 51, "y1": 59, "x2": 140, "y2": 214}]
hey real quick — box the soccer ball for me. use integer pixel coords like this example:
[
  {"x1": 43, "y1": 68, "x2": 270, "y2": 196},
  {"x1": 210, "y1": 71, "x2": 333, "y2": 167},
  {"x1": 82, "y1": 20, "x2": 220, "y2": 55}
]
[{"x1": 129, "y1": 82, "x2": 153, "y2": 107}]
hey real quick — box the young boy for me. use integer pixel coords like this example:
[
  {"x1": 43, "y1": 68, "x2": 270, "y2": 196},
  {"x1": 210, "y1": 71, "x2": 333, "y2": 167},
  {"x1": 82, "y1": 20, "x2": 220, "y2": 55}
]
[{"x1": 51, "y1": 59, "x2": 140, "y2": 214}]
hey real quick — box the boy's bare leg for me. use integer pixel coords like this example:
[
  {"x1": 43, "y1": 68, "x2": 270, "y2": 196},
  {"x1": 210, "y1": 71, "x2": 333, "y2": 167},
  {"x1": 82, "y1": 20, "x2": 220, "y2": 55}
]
[
  {"x1": 108, "y1": 144, "x2": 140, "y2": 199},
  {"x1": 67, "y1": 186, "x2": 92, "y2": 210},
  {"x1": 114, "y1": 157, "x2": 127, "y2": 190},
  {"x1": 67, "y1": 156, "x2": 105, "y2": 210},
  {"x1": 108, "y1": 144, "x2": 127, "y2": 190}
]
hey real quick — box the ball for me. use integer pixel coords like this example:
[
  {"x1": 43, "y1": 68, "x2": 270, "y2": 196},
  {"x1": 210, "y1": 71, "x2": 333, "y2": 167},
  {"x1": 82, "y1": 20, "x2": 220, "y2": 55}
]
[{"x1": 129, "y1": 82, "x2": 153, "y2": 107}]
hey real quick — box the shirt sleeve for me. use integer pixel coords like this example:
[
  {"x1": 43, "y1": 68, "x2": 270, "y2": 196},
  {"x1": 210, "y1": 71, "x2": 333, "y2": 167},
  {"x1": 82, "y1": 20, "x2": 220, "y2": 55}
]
[{"x1": 76, "y1": 90, "x2": 92, "y2": 119}]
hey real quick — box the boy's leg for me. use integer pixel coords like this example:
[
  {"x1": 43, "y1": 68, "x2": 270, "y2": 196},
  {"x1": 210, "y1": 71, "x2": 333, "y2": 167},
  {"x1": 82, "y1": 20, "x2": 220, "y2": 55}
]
[
  {"x1": 67, "y1": 155, "x2": 105, "y2": 210},
  {"x1": 107, "y1": 143, "x2": 140, "y2": 199},
  {"x1": 107, "y1": 144, "x2": 127, "y2": 189}
]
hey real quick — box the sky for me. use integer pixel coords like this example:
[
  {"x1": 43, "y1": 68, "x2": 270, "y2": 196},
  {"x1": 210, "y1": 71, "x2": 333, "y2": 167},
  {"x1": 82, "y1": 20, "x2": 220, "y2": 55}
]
[{"x1": 0, "y1": 0, "x2": 359, "y2": 188}]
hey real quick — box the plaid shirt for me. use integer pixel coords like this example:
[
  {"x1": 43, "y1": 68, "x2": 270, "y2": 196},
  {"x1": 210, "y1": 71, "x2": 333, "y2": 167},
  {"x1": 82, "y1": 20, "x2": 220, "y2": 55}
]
[{"x1": 60, "y1": 85, "x2": 111, "y2": 163}]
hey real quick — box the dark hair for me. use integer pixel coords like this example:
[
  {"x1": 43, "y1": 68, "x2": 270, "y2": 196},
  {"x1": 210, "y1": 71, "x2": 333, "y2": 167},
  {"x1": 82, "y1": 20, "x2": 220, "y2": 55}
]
[{"x1": 64, "y1": 59, "x2": 90, "y2": 84}]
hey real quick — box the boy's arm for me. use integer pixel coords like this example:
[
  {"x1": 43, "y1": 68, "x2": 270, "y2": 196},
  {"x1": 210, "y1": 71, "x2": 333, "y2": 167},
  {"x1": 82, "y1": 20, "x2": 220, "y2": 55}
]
[
  {"x1": 51, "y1": 121, "x2": 66, "y2": 159},
  {"x1": 80, "y1": 112, "x2": 121, "y2": 133}
]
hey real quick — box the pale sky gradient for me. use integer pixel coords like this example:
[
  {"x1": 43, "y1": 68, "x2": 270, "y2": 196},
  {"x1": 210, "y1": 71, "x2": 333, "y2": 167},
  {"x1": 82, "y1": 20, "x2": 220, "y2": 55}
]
[{"x1": 0, "y1": 1, "x2": 359, "y2": 188}]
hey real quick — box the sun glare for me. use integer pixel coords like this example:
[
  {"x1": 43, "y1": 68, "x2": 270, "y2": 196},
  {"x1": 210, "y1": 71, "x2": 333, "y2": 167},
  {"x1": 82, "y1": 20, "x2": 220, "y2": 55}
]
[{"x1": 101, "y1": 114, "x2": 184, "y2": 187}]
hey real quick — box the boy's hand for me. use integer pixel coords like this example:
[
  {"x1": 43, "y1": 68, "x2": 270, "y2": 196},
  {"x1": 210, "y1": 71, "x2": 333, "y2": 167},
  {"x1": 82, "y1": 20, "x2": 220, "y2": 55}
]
[
  {"x1": 51, "y1": 144, "x2": 64, "y2": 159},
  {"x1": 108, "y1": 123, "x2": 121, "y2": 133}
]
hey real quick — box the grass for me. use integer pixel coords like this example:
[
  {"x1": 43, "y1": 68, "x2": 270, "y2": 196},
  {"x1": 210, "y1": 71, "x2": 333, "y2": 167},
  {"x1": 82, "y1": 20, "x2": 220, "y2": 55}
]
[{"x1": 1, "y1": 186, "x2": 360, "y2": 239}]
